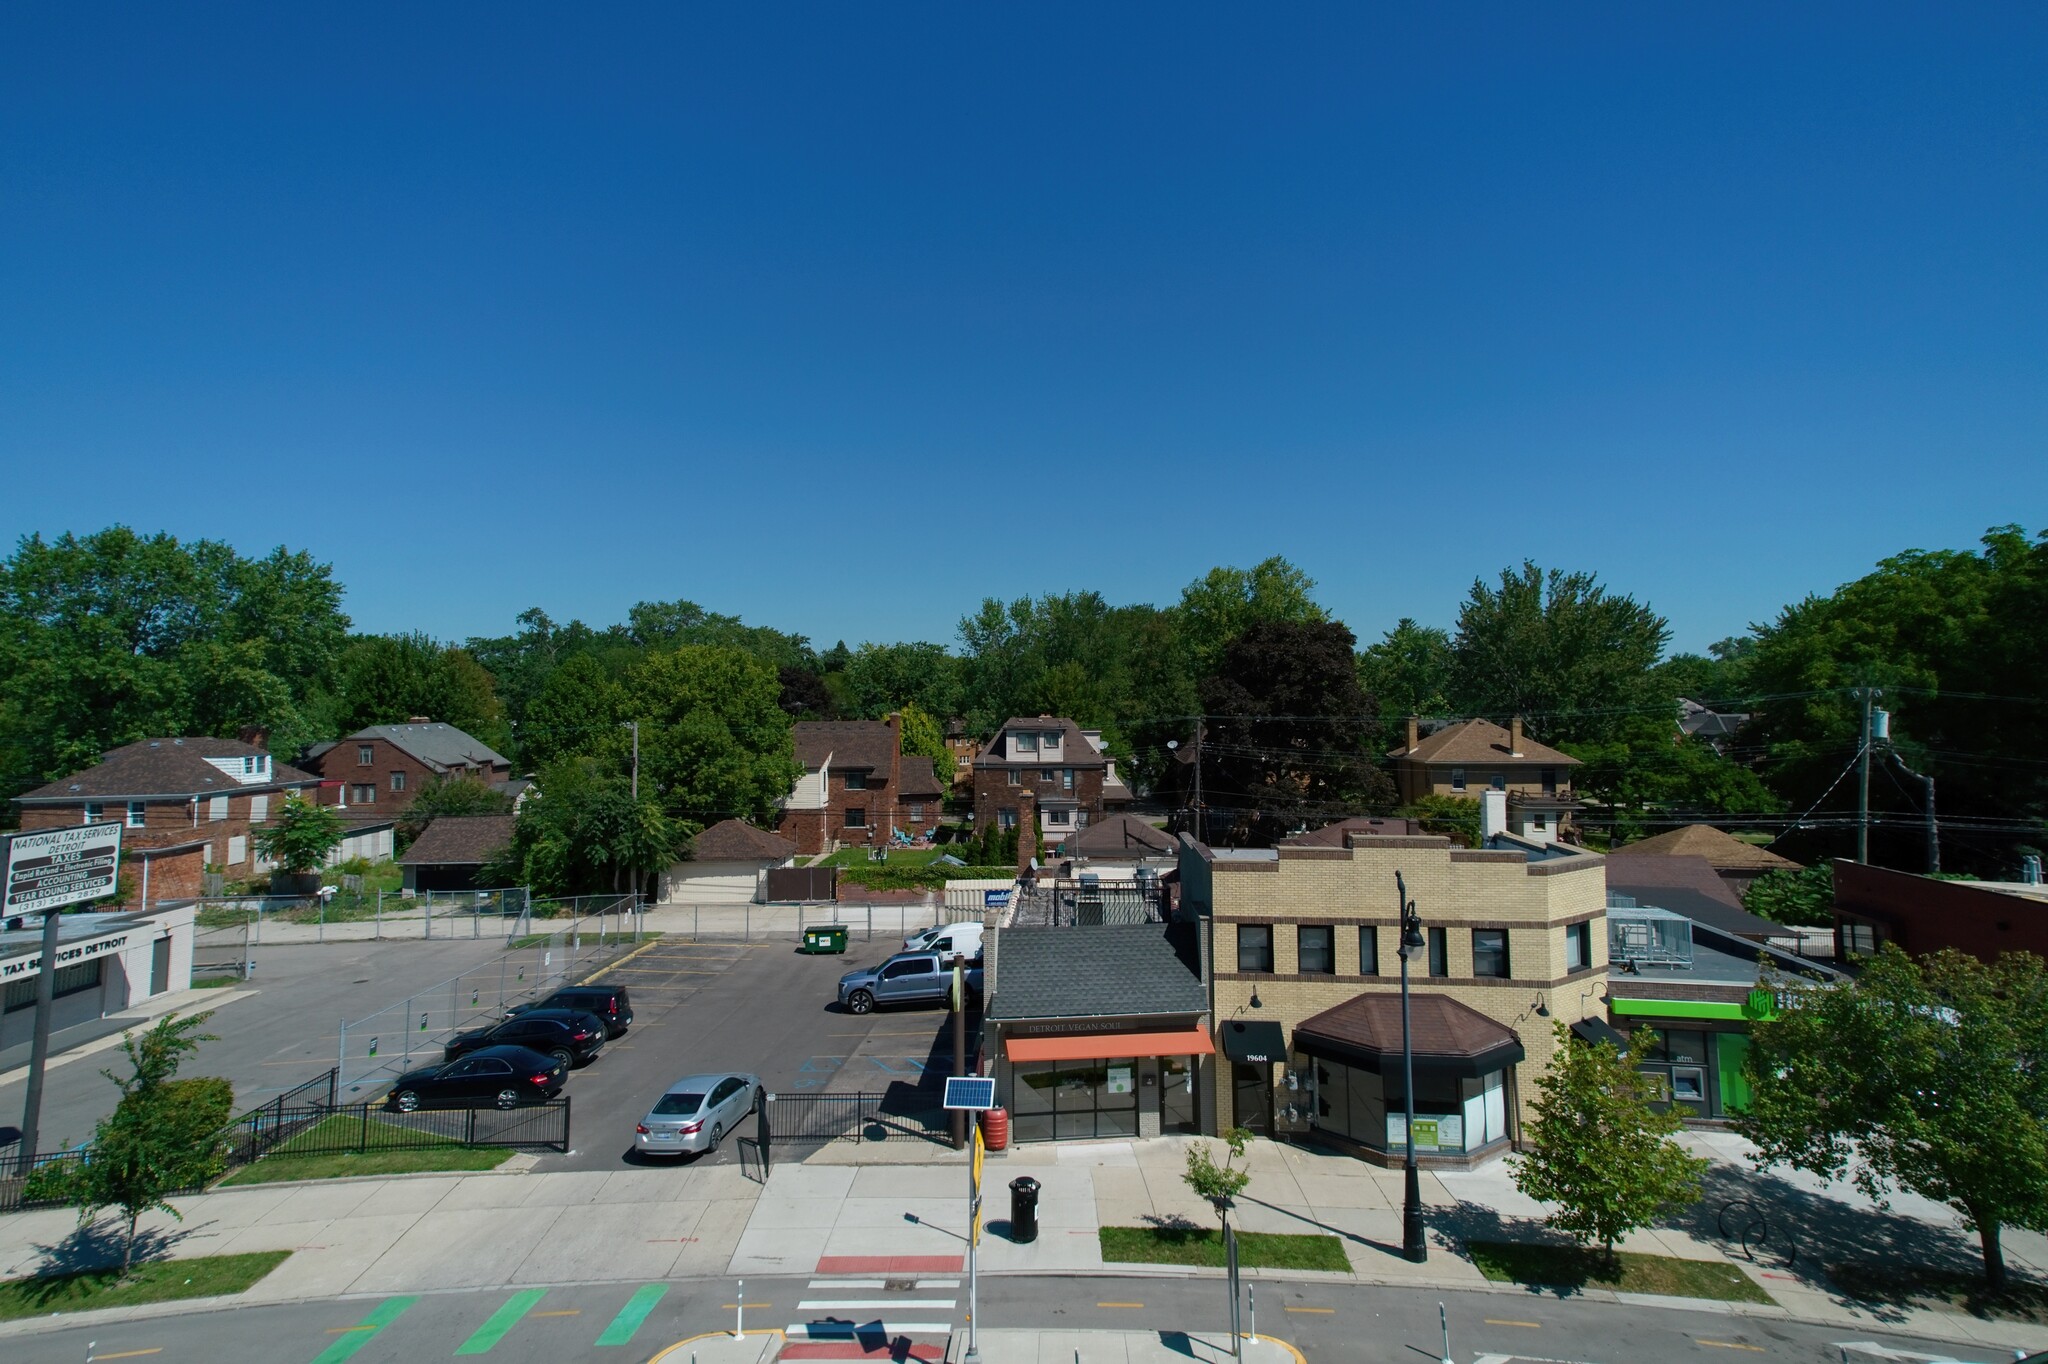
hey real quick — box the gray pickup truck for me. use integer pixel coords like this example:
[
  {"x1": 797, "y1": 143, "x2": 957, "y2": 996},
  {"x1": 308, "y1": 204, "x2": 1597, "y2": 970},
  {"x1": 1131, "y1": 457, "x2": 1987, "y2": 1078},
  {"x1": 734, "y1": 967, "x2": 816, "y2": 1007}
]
[{"x1": 837, "y1": 950, "x2": 984, "y2": 1015}]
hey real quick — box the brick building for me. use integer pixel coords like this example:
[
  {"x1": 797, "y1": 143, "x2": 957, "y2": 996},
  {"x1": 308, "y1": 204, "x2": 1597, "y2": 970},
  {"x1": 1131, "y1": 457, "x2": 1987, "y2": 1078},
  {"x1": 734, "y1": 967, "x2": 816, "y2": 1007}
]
[
  {"x1": 774, "y1": 716, "x2": 947, "y2": 855},
  {"x1": 1387, "y1": 716, "x2": 1583, "y2": 843},
  {"x1": 1833, "y1": 858, "x2": 2048, "y2": 962},
  {"x1": 972, "y1": 716, "x2": 1122, "y2": 845},
  {"x1": 12, "y1": 734, "x2": 322, "y2": 880},
  {"x1": 302, "y1": 720, "x2": 512, "y2": 817},
  {"x1": 1178, "y1": 828, "x2": 1610, "y2": 1167}
]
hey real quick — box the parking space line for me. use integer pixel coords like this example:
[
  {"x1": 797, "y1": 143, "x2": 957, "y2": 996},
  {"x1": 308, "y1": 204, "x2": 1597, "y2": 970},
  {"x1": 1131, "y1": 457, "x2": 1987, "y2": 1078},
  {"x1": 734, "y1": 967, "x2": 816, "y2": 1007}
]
[
  {"x1": 1097, "y1": 1302, "x2": 1144, "y2": 1309},
  {"x1": 1484, "y1": 1319, "x2": 1541, "y2": 1328},
  {"x1": 307, "y1": 1296, "x2": 417, "y2": 1364},
  {"x1": 596, "y1": 1284, "x2": 668, "y2": 1346},
  {"x1": 455, "y1": 1289, "x2": 548, "y2": 1354},
  {"x1": 1285, "y1": 1306, "x2": 1335, "y2": 1314},
  {"x1": 1697, "y1": 1342, "x2": 1764, "y2": 1352},
  {"x1": 532, "y1": 1309, "x2": 582, "y2": 1316},
  {"x1": 88, "y1": 1351, "x2": 163, "y2": 1360}
]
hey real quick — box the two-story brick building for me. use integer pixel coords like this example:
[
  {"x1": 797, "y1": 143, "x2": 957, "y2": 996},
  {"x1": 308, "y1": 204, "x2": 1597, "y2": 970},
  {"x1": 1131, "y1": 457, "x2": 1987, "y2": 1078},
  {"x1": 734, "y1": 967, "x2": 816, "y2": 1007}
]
[
  {"x1": 1178, "y1": 824, "x2": 1611, "y2": 1167},
  {"x1": 773, "y1": 716, "x2": 947, "y2": 855},
  {"x1": 12, "y1": 733, "x2": 323, "y2": 879},
  {"x1": 302, "y1": 720, "x2": 513, "y2": 817},
  {"x1": 1387, "y1": 716, "x2": 1584, "y2": 844},
  {"x1": 972, "y1": 716, "x2": 1123, "y2": 844}
]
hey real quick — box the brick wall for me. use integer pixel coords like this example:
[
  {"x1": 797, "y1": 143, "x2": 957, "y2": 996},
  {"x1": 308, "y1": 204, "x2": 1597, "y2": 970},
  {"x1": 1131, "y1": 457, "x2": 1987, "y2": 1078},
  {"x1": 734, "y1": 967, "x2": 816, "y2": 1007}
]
[
  {"x1": 304, "y1": 738, "x2": 507, "y2": 816},
  {"x1": 1204, "y1": 837, "x2": 1608, "y2": 1143},
  {"x1": 17, "y1": 787, "x2": 317, "y2": 874},
  {"x1": 972, "y1": 764, "x2": 1109, "y2": 834}
]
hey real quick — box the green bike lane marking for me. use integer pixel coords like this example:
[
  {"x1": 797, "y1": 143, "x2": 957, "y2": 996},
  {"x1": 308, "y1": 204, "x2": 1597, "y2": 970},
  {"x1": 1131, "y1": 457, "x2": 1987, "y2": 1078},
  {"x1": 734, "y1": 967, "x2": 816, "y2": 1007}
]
[
  {"x1": 455, "y1": 1288, "x2": 549, "y2": 1355},
  {"x1": 595, "y1": 1284, "x2": 668, "y2": 1346},
  {"x1": 306, "y1": 1296, "x2": 418, "y2": 1364}
]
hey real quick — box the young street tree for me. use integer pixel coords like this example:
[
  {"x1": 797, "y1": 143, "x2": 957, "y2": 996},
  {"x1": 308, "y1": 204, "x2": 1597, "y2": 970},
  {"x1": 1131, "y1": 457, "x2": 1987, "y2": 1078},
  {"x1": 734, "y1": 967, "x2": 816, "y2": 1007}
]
[
  {"x1": 1512, "y1": 1022, "x2": 1707, "y2": 1264},
  {"x1": 1183, "y1": 1126, "x2": 1255, "y2": 1228},
  {"x1": 68, "y1": 1013, "x2": 235, "y2": 1273},
  {"x1": 252, "y1": 794, "x2": 347, "y2": 882},
  {"x1": 1738, "y1": 945, "x2": 2048, "y2": 1285}
]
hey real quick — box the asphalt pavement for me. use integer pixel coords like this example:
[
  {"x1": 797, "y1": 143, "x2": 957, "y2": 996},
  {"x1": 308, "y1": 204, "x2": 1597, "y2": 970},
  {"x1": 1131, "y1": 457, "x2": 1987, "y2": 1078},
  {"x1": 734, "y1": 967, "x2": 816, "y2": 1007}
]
[
  {"x1": 533, "y1": 933, "x2": 974, "y2": 1173},
  {"x1": 3, "y1": 1273, "x2": 2015, "y2": 1364}
]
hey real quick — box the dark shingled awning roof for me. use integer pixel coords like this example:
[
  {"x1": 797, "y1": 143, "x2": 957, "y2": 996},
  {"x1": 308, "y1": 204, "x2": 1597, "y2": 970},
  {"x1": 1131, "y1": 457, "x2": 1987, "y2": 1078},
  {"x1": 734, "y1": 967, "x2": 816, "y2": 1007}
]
[
  {"x1": 1067, "y1": 813, "x2": 1175, "y2": 859},
  {"x1": 897, "y1": 756, "x2": 946, "y2": 798},
  {"x1": 1294, "y1": 992, "x2": 1526, "y2": 1078},
  {"x1": 791, "y1": 721, "x2": 898, "y2": 772},
  {"x1": 399, "y1": 815, "x2": 517, "y2": 866}
]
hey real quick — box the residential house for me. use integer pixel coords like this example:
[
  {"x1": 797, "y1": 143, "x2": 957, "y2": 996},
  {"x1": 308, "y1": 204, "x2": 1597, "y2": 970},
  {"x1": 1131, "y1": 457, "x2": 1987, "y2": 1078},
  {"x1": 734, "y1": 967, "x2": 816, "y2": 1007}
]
[
  {"x1": 1608, "y1": 823, "x2": 1797, "y2": 899},
  {"x1": 1079, "y1": 729, "x2": 1136, "y2": 812},
  {"x1": 972, "y1": 716, "x2": 1115, "y2": 842},
  {"x1": 774, "y1": 716, "x2": 945, "y2": 855},
  {"x1": 1066, "y1": 813, "x2": 1177, "y2": 862},
  {"x1": 661, "y1": 818, "x2": 797, "y2": 905},
  {"x1": 1678, "y1": 698, "x2": 1749, "y2": 755},
  {"x1": 1832, "y1": 858, "x2": 2048, "y2": 962},
  {"x1": 397, "y1": 815, "x2": 516, "y2": 893},
  {"x1": 1387, "y1": 716, "x2": 1582, "y2": 844},
  {"x1": 1602, "y1": 852, "x2": 1784, "y2": 943},
  {"x1": 944, "y1": 718, "x2": 980, "y2": 801},
  {"x1": 302, "y1": 719, "x2": 513, "y2": 817},
  {"x1": 1179, "y1": 825, "x2": 1610, "y2": 1168},
  {"x1": 12, "y1": 732, "x2": 321, "y2": 879}
]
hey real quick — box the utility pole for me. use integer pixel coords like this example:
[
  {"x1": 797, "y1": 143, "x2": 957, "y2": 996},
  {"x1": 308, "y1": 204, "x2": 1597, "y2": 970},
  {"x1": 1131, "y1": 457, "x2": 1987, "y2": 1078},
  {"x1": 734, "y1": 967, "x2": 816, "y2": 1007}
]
[
  {"x1": 1192, "y1": 720, "x2": 1205, "y2": 846},
  {"x1": 1856, "y1": 689, "x2": 1874, "y2": 865},
  {"x1": 1923, "y1": 772, "x2": 1938, "y2": 874}
]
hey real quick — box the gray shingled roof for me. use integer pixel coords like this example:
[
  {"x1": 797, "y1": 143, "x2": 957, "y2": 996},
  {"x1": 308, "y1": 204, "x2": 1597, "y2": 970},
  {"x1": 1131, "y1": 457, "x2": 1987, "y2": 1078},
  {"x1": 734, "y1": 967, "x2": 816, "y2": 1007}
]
[
  {"x1": 352, "y1": 723, "x2": 510, "y2": 773},
  {"x1": 791, "y1": 721, "x2": 897, "y2": 772},
  {"x1": 988, "y1": 923, "x2": 1205, "y2": 1020},
  {"x1": 1067, "y1": 813, "x2": 1175, "y2": 858},
  {"x1": 975, "y1": 717, "x2": 1110, "y2": 769},
  {"x1": 691, "y1": 818, "x2": 798, "y2": 862},
  {"x1": 16, "y1": 737, "x2": 319, "y2": 803},
  {"x1": 896, "y1": 756, "x2": 946, "y2": 799},
  {"x1": 1603, "y1": 853, "x2": 1782, "y2": 938}
]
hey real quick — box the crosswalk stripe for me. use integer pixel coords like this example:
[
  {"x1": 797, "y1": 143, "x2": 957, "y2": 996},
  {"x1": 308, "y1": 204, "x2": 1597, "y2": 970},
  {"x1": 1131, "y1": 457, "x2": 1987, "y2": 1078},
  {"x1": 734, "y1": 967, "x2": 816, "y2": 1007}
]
[
  {"x1": 797, "y1": 1299, "x2": 957, "y2": 1310},
  {"x1": 807, "y1": 1279, "x2": 887, "y2": 1289},
  {"x1": 786, "y1": 1323, "x2": 956, "y2": 1338},
  {"x1": 307, "y1": 1296, "x2": 417, "y2": 1364},
  {"x1": 596, "y1": 1285, "x2": 667, "y2": 1347}
]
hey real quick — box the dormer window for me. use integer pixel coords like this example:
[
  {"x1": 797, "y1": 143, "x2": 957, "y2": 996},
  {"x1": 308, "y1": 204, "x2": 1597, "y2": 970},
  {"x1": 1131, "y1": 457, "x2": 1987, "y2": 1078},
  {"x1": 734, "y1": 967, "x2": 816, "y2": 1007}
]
[
  {"x1": 1013, "y1": 731, "x2": 1038, "y2": 755},
  {"x1": 1041, "y1": 731, "x2": 1060, "y2": 751}
]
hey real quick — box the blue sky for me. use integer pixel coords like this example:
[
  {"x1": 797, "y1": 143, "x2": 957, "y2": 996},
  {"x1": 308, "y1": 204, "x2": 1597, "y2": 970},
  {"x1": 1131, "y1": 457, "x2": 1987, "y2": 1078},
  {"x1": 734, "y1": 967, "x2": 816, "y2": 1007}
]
[{"x1": 3, "y1": 5, "x2": 2042, "y2": 655}]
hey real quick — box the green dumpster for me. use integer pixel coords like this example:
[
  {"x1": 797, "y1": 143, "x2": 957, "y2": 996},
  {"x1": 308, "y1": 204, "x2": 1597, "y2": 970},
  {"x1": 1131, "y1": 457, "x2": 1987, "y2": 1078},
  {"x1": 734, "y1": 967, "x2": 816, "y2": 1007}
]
[{"x1": 801, "y1": 924, "x2": 849, "y2": 954}]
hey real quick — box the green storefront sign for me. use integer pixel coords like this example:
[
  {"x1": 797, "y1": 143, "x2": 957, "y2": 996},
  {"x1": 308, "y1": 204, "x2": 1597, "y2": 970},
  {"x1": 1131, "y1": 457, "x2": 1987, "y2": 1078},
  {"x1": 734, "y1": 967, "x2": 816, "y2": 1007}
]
[{"x1": 1609, "y1": 994, "x2": 1777, "y2": 1022}]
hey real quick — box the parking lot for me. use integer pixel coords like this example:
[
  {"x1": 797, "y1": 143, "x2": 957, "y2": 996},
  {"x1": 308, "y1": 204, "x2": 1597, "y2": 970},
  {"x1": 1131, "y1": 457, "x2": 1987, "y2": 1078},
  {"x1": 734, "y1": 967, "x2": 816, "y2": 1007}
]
[{"x1": 530, "y1": 932, "x2": 977, "y2": 1171}]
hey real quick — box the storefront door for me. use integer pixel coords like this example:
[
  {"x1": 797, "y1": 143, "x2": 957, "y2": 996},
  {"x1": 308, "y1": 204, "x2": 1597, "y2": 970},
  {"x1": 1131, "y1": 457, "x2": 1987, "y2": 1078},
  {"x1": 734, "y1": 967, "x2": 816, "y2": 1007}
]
[
  {"x1": 1158, "y1": 1056, "x2": 1198, "y2": 1134},
  {"x1": 1232, "y1": 1063, "x2": 1272, "y2": 1136}
]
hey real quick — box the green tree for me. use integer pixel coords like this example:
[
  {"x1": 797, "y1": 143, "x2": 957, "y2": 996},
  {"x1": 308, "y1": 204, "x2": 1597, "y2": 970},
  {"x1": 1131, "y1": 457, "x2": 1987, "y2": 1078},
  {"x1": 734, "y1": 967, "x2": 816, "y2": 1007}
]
[
  {"x1": 1450, "y1": 562, "x2": 1672, "y2": 747},
  {"x1": 1738, "y1": 945, "x2": 2048, "y2": 1285},
  {"x1": 1199, "y1": 619, "x2": 1395, "y2": 844},
  {"x1": 395, "y1": 775, "x2": 514, "y2": 851},
  {"x1": 1176, "y1": 557, "x2": 1328, "y2": 679},
  {"x1": 625, "y1": 646, "x2": 799, "y2": 826},
  {"x1": 841, "y1": 642, "x2": 962, "y2": 720},
  {"x1": 1182, "y1": 1126, "x2": 1255, "y2": 1226},
  {"x1": 1512, "y1": 1022, "x2": 1707, "y2": 1263},
  {"x1": 1652, "y1": 637, "x2": 1756, "y2": 706},
  {"x1": 67, "y1": 1014, "x2": 234, "y2": 1272},
  {"x1": 1357, "y1": 619, "x2": 1455, "y2": 720},
  {"x1": 0, "y1": 528, "x2": 349, "y2": 805},
  {"x1": 1564, "y1": 721, "x2": 1784, "y2": 841},
  {"x1": 1742, "y1": 863, "x2": 1833, "y2": 926},
  {"x1": 519, "y1": 653, "x2": 627, "y2": 769},
  {"x1": 485, "y1": 758, "x2": 687, "y2": 897},
  {"x1": 252, "y1": 795, "x2": 346, "y2": 875},
  {"x1": 897, "y1": 702, "x2": 952, "y2": 786},
  {"x1": 1402, "y1": 793, "x2": 1482, "y2": 848},
  {"x1": 333, "y1": 633, "x2": 506, "y2": 745}
]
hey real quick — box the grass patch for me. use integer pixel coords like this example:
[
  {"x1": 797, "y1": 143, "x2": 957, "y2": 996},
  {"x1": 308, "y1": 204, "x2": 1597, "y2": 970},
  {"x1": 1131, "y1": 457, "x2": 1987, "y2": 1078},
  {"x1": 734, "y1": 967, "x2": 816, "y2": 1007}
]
[
  {"x1": 217, "y1": 1112, "x2": 514, "y2": 1184},
  {"x1": 0, "y1": 1250, "x2": 290, "y2": 1320},
  {"x1": 221, "y1": 1145, "x2": 510, "y2": 1185},
  {"x1": 1099, "y1": 1225, "x2": 1351, "y2": 1272},
  {"x1": 1467, "y1": 1242, "x2": 1771, "y2": 1303},
  {"x1": 191, "y1": 974, "x2": 244, "y2": 989},
  {"x1": 508, "y1": 930, "x2": 654, "y2": 950},
  {"x1": 1825, "y1": 1263, "x2": 2048, "y2": 1324}
]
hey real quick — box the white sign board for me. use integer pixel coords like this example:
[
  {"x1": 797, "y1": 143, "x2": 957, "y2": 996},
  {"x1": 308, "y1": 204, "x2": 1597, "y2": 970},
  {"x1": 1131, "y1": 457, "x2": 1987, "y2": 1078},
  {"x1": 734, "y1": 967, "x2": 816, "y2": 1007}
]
[{"x1": 4, "y1": 822, "x2": 124, "y2": 914}]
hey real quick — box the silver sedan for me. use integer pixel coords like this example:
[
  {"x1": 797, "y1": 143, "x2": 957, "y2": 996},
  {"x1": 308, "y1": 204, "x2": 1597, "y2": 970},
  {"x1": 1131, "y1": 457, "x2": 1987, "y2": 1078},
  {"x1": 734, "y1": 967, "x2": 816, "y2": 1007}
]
[{"x1": 634, "y1": 1071, "x2": 761, "y2": 1157}]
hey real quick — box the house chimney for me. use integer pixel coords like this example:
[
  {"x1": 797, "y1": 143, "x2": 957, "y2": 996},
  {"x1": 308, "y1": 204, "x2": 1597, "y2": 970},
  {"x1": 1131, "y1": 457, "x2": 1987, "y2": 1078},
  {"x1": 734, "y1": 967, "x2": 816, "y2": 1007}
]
[
  {"x1": 1405, "y1": 715, "x2": 1420, "y2": 753},
  {"x1": 1016, "y1": 787, "x2": 1038, "y2": 873},
  {"x1": 237, "y1": 725, "x2": 270, "y2": 752},
  {"x1": 1481, "y1": 788, "x2": 1508, "y2": 842},
  {"x1": 407, "y1": 716, "x2": 431, "y2": 725},
  {"x1": 1509, "y1": 714, "x2": 1524, "y2": 757}
]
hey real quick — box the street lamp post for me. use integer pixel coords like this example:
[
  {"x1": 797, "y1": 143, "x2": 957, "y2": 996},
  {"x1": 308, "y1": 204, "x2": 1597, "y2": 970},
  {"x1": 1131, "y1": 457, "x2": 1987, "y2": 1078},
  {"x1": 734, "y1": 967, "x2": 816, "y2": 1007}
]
[{"x1": 1395, "y1": 870, "x2": 1428, "y2": 1263}]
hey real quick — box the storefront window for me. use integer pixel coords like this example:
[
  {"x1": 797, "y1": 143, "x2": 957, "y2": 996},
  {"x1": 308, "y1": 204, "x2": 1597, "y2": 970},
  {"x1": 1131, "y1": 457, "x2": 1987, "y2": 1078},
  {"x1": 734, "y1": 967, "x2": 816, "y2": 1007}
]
[
  {"x1": 1304, "y1": 1057, "x2": 1507, "y2": 1156},
  {"x1": 1010, "y1": 1057, "x2": 1142, "y2": 1142}
]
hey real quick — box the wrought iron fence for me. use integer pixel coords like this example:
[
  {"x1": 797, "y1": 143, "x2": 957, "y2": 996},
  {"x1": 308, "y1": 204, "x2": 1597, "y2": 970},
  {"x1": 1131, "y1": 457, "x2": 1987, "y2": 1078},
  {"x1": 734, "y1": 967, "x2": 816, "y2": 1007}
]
[
  {"x1": 241, "y1": 1097, "x2": 572, "y2": 1159},
  {"x1": 763, "y1": 1089, "x2": 949, "y2": 1147}
]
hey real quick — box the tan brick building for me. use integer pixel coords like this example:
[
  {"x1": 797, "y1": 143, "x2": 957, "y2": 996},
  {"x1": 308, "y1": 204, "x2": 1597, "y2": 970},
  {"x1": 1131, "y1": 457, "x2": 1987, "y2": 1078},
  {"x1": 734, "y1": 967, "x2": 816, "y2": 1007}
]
[
  {"x1": 1179, "y1": 827, "x2": 1610, "y2": 1168},
  {"x1": 1387, "y1": 716, "x2": 1584, "y2": 844}
]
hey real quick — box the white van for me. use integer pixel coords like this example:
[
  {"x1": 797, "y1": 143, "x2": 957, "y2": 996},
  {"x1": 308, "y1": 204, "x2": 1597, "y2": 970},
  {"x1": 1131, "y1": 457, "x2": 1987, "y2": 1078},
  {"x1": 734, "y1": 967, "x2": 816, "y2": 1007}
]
[{"x1": 903, "y1": 921, "x2": 984, "y2": 961}]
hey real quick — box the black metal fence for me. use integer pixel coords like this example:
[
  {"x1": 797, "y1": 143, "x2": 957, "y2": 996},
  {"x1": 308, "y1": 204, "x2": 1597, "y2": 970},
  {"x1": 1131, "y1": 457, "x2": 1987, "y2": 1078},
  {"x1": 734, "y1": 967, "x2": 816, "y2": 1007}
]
[
  {"x1": 0, "y1": 1068, "x2": 569, "y2": 1212},
  {"x1": 764, "y1": 1089, "x2": 949, "y2": 1147}
]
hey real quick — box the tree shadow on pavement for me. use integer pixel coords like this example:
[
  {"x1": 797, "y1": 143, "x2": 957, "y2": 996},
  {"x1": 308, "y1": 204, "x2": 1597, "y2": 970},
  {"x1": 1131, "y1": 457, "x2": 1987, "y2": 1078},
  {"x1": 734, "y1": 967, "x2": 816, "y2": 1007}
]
[{"x1": 30, "y1": 1216, "x2": 195, "y2": 1278}]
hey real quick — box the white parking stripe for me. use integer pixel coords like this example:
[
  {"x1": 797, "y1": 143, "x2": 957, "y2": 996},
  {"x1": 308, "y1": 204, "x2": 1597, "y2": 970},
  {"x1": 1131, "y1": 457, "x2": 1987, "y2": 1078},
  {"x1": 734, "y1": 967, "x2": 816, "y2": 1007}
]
[
  {"x1": 915, "y1": 1279, "x2": 961, "y2": 1288},
  {"x1": 807, "y1": 1279, "x2": 887, "y2": 1289},
  {"x1": 786, "y1": 1323, "x2": 957, "y2": 1338}
]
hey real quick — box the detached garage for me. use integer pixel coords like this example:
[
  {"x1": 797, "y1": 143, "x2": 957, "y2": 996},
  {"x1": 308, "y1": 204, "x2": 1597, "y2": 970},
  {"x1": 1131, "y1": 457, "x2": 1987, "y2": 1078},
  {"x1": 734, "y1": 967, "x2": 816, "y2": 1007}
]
[
  {"x1": 399, "y1": 815, "x2": 516, "y2": 893},
  {"x1": 662, "y1": 819, "x2": 797, "y2": 905}
]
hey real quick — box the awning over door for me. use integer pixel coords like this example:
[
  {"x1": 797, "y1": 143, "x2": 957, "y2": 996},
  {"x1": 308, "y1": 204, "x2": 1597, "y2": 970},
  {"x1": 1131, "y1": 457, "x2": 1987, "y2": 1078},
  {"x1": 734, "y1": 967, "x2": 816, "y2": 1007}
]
[
  {"x1": 1569, "y1": 1017, "x2": 1631, "y2": 1053},
  {"x1": 1005, "y1": 1027, "x2": 1216, "y2": 1063},
  {"x1": 1218, "y1": 1019, "x2": 1288, "y2": 1065},
  {"x1": 1293, "y1": 991, "x2": 1526, "y2": 1079}
]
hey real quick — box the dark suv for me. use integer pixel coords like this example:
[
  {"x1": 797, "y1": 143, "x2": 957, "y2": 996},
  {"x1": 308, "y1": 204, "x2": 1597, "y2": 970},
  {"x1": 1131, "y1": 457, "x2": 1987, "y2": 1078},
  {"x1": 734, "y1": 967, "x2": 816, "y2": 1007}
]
[
  {"x1": 446, "y1": 1009, "x2": 608, "y2": 1068},
  {"x1": 507, "y1": 985, "x2": 633, "y2": 1038}
]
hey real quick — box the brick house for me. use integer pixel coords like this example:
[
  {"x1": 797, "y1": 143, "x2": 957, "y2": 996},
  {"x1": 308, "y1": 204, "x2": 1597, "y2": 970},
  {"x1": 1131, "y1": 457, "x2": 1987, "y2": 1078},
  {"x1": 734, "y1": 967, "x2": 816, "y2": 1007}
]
[
  {"x1": 12, "y1": 733, "x2": 322, "y2": 879},
  {"x1": 302, "y1": 720, "x2": 512, "y2": 818},
  {"x1": 774, "y1": 716, "x2": 947, "y2": 855},
  {"x1": 972, "y1": 716, "x2": 1118, "y2": 844},
  {"x1": 1387, "y1": 716, "x2": 1583, "y2": 844}
]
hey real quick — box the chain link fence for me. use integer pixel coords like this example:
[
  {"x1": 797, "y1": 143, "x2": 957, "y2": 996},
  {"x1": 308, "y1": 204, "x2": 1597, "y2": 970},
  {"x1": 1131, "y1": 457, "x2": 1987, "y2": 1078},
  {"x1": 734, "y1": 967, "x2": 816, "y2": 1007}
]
[
  {"x1": 189, "y1": 886, "x2": 534, "y2": 946},
  {"x1": 334, "y1": 895, "x2": 643, "y2": 1100}
]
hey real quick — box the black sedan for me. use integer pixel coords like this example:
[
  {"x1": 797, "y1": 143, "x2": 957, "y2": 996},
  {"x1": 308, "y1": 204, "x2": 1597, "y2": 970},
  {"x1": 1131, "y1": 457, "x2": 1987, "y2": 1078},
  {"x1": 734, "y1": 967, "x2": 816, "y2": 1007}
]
[
  {"x1": 444, "y1": 1010, "x2": 607, "y2": 1069},
  {"x1": 385, "y1": 1045, "x2": 566, "y2": 1112}
]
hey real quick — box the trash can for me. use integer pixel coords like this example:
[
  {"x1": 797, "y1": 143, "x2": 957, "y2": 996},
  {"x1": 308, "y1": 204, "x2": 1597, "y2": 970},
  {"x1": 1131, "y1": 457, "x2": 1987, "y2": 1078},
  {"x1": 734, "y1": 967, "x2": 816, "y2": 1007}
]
[
  {"x1": 800, "y1": 925, "x2": 849, "y2": 954},
  {"x1": 1009, "y1": 1176, "x2": 1040, "y2": 1243}
]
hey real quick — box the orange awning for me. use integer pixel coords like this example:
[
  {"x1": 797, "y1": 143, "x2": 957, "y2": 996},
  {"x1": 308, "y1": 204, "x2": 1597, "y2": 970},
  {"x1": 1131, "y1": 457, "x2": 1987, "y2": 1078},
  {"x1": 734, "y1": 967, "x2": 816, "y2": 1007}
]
[{"x1": 1005, "y1": 1028, "x2": 1216, "y2": 1063}]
